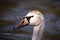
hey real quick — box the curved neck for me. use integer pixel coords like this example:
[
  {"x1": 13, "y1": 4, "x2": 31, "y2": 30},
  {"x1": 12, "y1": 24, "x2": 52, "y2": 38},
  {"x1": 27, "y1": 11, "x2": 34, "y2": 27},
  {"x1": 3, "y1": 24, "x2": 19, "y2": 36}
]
[{"x1": 32, "y1": 22, "x2": 45, "y2": 40}]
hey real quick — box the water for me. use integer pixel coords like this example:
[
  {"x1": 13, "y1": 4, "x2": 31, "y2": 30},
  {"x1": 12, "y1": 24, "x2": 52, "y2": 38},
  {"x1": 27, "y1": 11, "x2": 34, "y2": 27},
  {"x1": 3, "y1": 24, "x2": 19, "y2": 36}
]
[
  {"x1": 0, "y1": 33, "x2": 31, "y2": 40},
  {"x1": 0, "y1": 0, "x2": 60, "y2": 40}
]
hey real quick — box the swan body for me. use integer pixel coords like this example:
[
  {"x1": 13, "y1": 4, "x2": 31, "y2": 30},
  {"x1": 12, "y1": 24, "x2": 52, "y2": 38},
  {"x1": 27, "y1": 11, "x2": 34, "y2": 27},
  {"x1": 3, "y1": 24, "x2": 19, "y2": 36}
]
[{"x1": 14, "y1": 10, "x2": 45, "y2": 40}]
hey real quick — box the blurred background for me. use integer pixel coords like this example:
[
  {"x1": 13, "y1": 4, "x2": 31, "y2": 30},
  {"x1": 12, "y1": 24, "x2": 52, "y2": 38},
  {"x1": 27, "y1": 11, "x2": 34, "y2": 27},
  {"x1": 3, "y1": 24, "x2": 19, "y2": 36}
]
[{"x1": 0, "y1": 0, "x2": 60, "y2": 40}]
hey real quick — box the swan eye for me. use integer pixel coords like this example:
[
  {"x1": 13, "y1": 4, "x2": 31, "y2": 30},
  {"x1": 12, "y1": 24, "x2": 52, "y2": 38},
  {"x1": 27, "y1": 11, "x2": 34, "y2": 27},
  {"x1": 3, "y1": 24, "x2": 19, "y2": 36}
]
[
  {"x1": 31, "y1": 16, "x2": 33, "y2": 17},
  {"x1": 23, "y1": 16, "x2": 33, "y2": 22},
  {"x1": 26, "y1": 16, "x2": 33, "y2": 21}
]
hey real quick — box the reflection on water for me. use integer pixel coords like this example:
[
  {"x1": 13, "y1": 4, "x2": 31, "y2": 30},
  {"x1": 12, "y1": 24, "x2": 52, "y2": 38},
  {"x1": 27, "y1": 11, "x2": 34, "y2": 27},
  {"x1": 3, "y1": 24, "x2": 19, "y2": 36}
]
[
  {"x1": 0, "y1": 0, "x2": 60, "y2": 40},
  {"x1": 0, "y1": 32, "x2": 31, "y2": 40},
  {"x1": 0, "y1": 30, "x2": 32, "y2": 40}
]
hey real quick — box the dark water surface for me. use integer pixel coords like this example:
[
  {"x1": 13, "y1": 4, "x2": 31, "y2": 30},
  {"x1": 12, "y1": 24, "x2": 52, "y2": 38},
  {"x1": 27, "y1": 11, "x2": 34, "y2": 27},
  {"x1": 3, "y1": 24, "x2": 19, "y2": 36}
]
[{"x1": 0, "y1": 0, "x2": 60, "y2": 40}]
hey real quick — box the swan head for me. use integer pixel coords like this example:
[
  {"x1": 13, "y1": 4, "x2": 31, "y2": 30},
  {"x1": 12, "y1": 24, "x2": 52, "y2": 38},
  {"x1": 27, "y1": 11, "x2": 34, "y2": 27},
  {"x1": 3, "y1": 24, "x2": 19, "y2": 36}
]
[{"x1": 14, "y1": 10, "x2": 44, "y2": 30}]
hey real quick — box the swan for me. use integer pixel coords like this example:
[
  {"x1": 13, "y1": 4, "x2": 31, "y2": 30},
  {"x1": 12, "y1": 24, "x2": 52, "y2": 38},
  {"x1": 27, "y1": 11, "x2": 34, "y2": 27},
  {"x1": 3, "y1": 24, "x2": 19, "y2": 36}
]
[{"x1": 14, "y1": 10, "x2": 45, "y2": 40}]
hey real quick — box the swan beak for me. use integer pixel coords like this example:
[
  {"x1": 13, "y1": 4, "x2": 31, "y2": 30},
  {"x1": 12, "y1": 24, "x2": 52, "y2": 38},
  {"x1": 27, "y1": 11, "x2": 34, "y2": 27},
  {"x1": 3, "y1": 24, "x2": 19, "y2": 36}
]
[{"x1": 14, "y1": 18, "x2": 29, "y2": 30}]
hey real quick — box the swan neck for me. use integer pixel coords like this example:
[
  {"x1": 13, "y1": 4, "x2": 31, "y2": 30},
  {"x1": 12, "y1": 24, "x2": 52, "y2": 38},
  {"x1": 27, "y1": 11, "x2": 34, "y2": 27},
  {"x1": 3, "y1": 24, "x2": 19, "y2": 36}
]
[{"x1": 32, "y1": 24, "x2": 45, "y2": 40}]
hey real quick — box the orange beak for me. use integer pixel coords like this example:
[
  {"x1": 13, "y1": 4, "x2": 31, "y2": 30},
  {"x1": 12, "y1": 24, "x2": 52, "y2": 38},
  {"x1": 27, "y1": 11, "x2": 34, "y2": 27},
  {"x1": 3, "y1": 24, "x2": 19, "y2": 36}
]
[{"x1": 14, "y1": 18, "x2": 29, "y2": 30}]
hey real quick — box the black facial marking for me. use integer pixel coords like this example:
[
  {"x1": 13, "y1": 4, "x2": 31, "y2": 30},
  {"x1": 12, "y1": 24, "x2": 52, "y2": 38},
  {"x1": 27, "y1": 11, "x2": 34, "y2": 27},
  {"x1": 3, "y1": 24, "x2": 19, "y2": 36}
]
[{"x1": 23, "y1": 16, "x2": 33, "y2": 22}]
